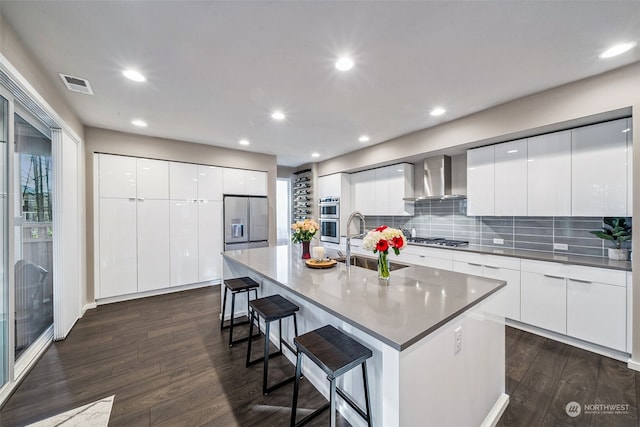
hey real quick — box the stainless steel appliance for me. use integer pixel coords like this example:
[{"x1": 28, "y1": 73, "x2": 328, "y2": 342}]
[
  {"x1": 224, "y1": 195, "x2": 269, "y2": 251},
  {"x1": 403, "y1": 155, "x2": 466, "y2": 201},
  {"x1": 407, "y1": 237, "x2": 469, "y2": 247},
  {"x1": 319, "y1": 197, "x2": 340, "y2": 243},
  {"x1": 319, "y1": 196, "x2": 340, "y2": 218}
]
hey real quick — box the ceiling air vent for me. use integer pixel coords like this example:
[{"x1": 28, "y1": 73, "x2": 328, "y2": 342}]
[{"x1": 59, "y1": 73, "x2": 93, "y2": 95}]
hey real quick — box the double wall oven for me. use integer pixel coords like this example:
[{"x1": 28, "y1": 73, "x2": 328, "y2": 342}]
[{"x1": 319, "y1": 197, "x2": 340, "y2": 243}]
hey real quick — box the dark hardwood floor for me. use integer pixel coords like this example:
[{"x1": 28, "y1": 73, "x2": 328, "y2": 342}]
[{"x1": 0, "y1": 285, "x2": 638, "y2": 426}]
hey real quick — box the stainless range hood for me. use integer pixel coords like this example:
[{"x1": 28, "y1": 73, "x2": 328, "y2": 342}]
[{"x1": 403, "y1": 155, "x2": 466, "y2": 201}]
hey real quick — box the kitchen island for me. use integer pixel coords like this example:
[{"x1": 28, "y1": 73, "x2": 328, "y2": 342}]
[{"x1": 222, "y1": 245, "x2": 508, "y2": 427}]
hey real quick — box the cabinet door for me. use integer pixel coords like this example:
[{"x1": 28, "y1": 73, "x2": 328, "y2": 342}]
[
  {"x1": 572, "y1": 119, "x2": 628, "y2": 216},
  {"x1": 483, "y1": 266, "x2": 521, "y2": 321},
  {"x1": 137, "y1": 158, "x2": 169, "y2": 199},
  {"x1": 567, "y1": 279, "x2": 626, "y2": 351},
  {"x1": 98, "y1": 154, "x2": 136, "y2": 198},
  {"x1": 626, "y1": 119, "x2": 632, "y2": 217},
  {"x1": 351, "y1": 170, "x2": 375, "y2": 215},
  {"x1": 137, "y1": 199, "x2": 171, "y2": 292},
  {"x1": 245, "y1": 170, "x2": 268, "y2": 196},
  {"x1": 98, "y1": 198, "x2": 137, "y2": 298},
  {"x1": 170, "y1": 201, "x2": 199, "y2": 286},
  {"x1": 521, "y1": 272, "x2": 566, "y2": 334},
  {"x1": 453, "y1": 260, "x2": 484, "y2": 276},
  {"x1": 169, "y1": 162, "x2": 198, "y2": 201},
  {"x1": 197, "y1": 165, "x2": 223, "y2": 201},
  {"x1": 222, "y1": 168, "x2": 246, "y2": 195},
  {"x1": 374, "y1": 167, "x2": 390, "y2": 215},
  {"x1": 387, "y1": 164, "x2": 414, "y2": 216},
  {"x1": 527, "y1": 131, "x2": 571, "y2": 216},
  {"x1": 198, "y1": 201, "x2": 223, "y2": 282},
  {"x1": 318, "y1": 173, "x2": 342, "y2": 198},
  {"x1": 466, "y1": 146, "x2": 494, "y2": 216},
  {"x1": 494, "y1": 139, "x2": 527, "y2": 216}
]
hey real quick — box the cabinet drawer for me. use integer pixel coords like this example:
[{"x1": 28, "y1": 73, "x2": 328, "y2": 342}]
[
  {"x1": 521, "y1": 259, "x2": 569, "y2": 277},
  {"x1": 568, "y1": 265, "x2": 626, "y2": 287}
]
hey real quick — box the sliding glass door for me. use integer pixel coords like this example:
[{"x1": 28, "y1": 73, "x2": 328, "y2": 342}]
[
  {"x1": 0, "y1": 95, "x2": 8, "y2": 387},
  {"x1": 13, "y1": 113, "x2": 53, "y2": 360}
]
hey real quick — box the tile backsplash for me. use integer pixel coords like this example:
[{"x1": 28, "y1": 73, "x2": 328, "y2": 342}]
[{"x1": 364, "y1": 199, "x2": 631, "y2": 258}]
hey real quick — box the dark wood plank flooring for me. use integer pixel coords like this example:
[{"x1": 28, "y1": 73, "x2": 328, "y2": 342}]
[{"x1": 0, "y1": 286, "x2": 639, "y2": 426}]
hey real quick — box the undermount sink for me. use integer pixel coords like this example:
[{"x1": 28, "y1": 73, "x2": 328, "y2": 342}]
[{"x1": 334, "y1": 255, "x2": 409, "y2": 271}]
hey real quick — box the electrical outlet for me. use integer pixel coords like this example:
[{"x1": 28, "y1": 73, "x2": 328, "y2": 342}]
[
  {"x1": 554, "y1": 243, "x2": 569, "y2": 251},
  {"x1": 454, "y1": 326, "x2": 463, "y2": 354},
  {"x1": 493, "y1": 238, "x2": 504, "y2": 245}
]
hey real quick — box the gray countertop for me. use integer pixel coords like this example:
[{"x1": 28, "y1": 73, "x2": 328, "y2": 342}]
[
  {"x1": 222, "y1": 245, "x2": 506, "y2": 351},
  {"x1": 414, "y1": 243, "x2": 633, "y2": 271}
]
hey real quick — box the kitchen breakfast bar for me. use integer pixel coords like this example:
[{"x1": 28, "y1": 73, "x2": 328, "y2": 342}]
[{"x1": 222, "y1": 245, "x2": 508, "y2": 427}]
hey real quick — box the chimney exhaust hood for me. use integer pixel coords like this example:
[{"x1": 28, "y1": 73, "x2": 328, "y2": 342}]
[{"x1": 403, "y1": 155, "x2": 466, "y2": 201}]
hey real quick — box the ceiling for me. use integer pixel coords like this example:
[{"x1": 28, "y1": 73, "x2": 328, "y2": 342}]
[{"x1": 1, "y1": 1, "x2": 639, "y2": 167}]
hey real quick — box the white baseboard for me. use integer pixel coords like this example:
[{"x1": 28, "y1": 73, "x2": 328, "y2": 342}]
[
  {"x1": 481, "y1": 393, "x2": 510, "y2": 427},
  {"x1": 628, "y1": 359, "x2": 640, "y2": 372},
  {"x1": 82, "y1": 302, "x2": 97, "y2": 316}
]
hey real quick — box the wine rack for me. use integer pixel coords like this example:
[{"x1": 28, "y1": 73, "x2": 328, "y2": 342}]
[{"x1": 293, "y1": 169, "x2": 312, "y2": 221}]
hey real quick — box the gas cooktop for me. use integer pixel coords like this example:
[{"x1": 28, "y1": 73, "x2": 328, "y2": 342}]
[{"x1": 406, "y1": 237, "x2": 469, "y2": 247}]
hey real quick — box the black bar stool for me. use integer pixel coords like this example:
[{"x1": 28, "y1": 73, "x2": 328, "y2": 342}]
[
  {"x1": 246, "y1": 294, "x2": 300, "y2": 395},
  {"x1": 221, "y1": 277, "x2": 261, "y2": 347},
  {"x1": 290, "y1": 325, "x2": 373, "y2": 427}
]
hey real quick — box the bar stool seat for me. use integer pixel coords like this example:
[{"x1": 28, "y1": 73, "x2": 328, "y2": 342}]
[
  {"x1": 291, "y1": 325, "x2": 373, "y2": 427},
  {"x1": 221, "y1": 277, "x2": 260, "y2": 347},
  {"x1": 246, "y1": 294, "x2": 300, "y2": 395}
]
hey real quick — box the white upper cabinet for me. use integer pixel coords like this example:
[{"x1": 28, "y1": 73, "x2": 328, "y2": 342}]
[
  {"x1": 318, "y1": 173, "x2": 343, "y2": 198},
  {"x1": 198, "y1": 165, "x2": 223, "y2": 201},
  {"x1": 527, "y1": 131, "x2": 571, "y2": 216},
  {"x1": 572, "y1": 119, "x2": 628, "y2": 216},
  {"x1": 494, "y1": 139, "x2": 527, "y2": 216},
  {"x1": 99, "y1": 154, "x2": 137, "y2": 199},
  {"x1": 626, "y1": 119, "x2": 633, "y2": 217},
  {"x1": 350, "y1": 164, "x2": 413, "y2": 216},
  {"x1": 137, "y1": 158, "x2": 169, "y2": 199},
  {"x1": 222, "y1": 168, "x2": 267, "y2": 196},
  {"x1": 170, "y1": 162, "x2": 198, "y2": 200},
  {"x1": 466, "y1": 145, "x2": 495, "y2": 216}
]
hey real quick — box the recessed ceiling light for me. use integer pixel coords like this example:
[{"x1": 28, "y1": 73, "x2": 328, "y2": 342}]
[
  {"x1": 430, "y1": 107, "x2": 446, "y2": 116},
  {"x1": 599, "y1": 42, "x2": 637, "y2": 59},
  {"x1": 311, "y1": 152, "x2": 320, "y2": 158},
  {"x1": 358, "y1": 135, "x2": 370, "y2": 143},
  {"x1": 122, "y1": 69, "x2": 146, "y2": 82},
  {"x1": 131, "y1": 119, "x2": 147, "y2": 127},
  {"x1": 507, "y1": 149, "x2": 518, "y2": 154},
  {"x1": 271, "y1": 111, "x2": 286, "y2": 120},
  {"x1": 622, "y1": 128, "x2": 631, "y2": 133},
  {"x1": 335, "y1": 57, "x2": 354, "y2": 71},
  {"x1": 239, "y1": 139, "x2": 250, "y2": 146}
]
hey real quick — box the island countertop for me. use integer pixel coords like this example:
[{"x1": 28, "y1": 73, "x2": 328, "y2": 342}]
[{"x1": 222, "y1": 245, "x2": 506, "y2": 351}]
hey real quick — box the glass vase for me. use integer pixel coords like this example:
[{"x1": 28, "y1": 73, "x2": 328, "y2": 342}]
[
  {"x1": 378, "y1": 251, "x2": 390, "y2": 283},
  {"x1": 301, "y1": 241, "x2": 311, "y2": 259}
]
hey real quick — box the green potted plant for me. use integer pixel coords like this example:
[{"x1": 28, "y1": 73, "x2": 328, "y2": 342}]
[{"x1": 590, "y1": 217, "x2": 632, "y2": 260}]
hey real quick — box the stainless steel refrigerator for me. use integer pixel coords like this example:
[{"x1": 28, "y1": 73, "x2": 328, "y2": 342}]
[{"x1": 223, "y1": 195, "x2": 269, "y2": 251}]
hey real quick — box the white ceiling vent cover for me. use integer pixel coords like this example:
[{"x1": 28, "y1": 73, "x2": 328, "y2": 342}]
[{"x1": 59, "y1": 73, "x2": 93, "y2": 95}]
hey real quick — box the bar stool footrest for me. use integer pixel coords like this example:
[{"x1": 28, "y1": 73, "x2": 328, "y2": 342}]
[{"x1": 336, "y1": 387, "x2": 370, "y2": 422}]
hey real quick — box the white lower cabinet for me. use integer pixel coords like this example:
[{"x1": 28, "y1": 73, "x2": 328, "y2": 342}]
[
  {"x1": 198, "y1": 201, "x2": 223, "y2": 282},
  {"x1": 453, "y1": 252, "x2": 521, "y2": 321},
  {"x1": 521, "y1": 271, "x2": 567, "y2": 334},
  {"x1": 567, "y1": 279, "x2": 626, "y2": 352},
  {"x1": 401, "y1": 246, "x2": 453, "y2": 270},
  {"x1": 170, "y1": 201, "x2": 200, "y2": 286},
  {"x1": 137, "y1": 200, "x2": 170, "y2": 292}
]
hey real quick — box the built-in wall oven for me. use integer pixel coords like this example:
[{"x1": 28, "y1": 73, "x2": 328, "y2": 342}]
[{"x1": 319, "y1": 197, "x2": 340, "y2": 243}]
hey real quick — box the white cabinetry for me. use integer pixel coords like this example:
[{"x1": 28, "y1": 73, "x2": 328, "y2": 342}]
[
  {"x1": 401, "y1": 245, "x2": 453, "y2": 270},
  {"x1": 527, "y1": 131, "x2": 571, "y2": 216},
  {"x1": 494, "y1": 139, "x2": 527, "y2": 216},
  {"x1": 520, "y1": 259, "x2": 627, "y2": 352},
  {"x1": 452, "y1": 252, "x2": 521, "y2": 320},
  {"x1": 170, "y1": 200, "x2": 199, "y2": 287},
  {"x1": 198, "y1": 200, "x2": 223, "y2": 282},
  {"x1": 572, "y1": 119, "x2": 629, "y2": 216},
  {"x1": 351, "y1": 164, "x2": 413, "y2": 216},
  {"x1": 223, "y1": 168, "x2": 267, "y2": 196},
  {"x1": 521, "y1": 261, "x2": 568, "y2": 334},
  {"x1": 318, "y1": 173, "x2": 343, "y2": 198},
  {"x1": 97, "y1": 154, "x2": 170, "y2": 298},
  {"x1": 466, "y1": 145, "x2": 494, "y2": 216}
]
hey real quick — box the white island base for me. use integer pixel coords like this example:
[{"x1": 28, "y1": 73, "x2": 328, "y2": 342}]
[{"x1": 223, "y1": 247, "x2": 507, "y2": 427}]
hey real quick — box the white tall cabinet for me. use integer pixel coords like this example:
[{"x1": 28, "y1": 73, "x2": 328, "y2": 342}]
[
  {"x1": 97, "y1": 154, "x2": 226, "y2": 301},
  {"x1": 97, "y1": 154, "x2": 171, "y2": 298}
]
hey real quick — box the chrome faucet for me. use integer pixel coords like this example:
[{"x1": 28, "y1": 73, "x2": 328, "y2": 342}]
[{"x1": 345, "y1": 211, "x2": 366, "y2": 268}]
